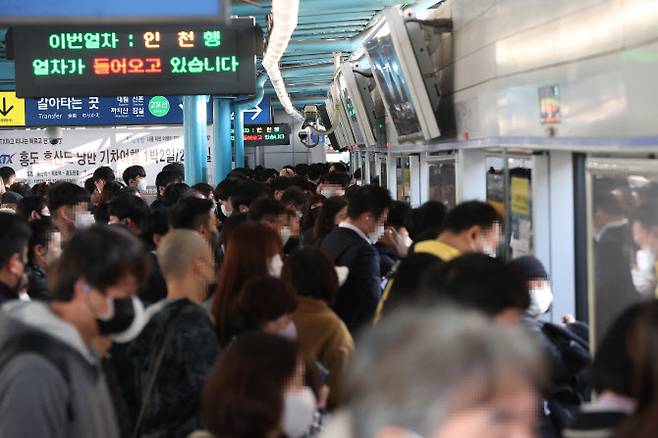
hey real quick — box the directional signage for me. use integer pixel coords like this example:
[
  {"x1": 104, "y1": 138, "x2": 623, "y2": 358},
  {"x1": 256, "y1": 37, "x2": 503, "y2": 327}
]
[
  {"x1": 24, "y1": 95, "x2": 212, "y2": 126},
  {"x1": 0, "y1": 92, "x2": 26, "y2": 127},
  {"x1": 12, "y1": 20, "x2": 258, "y2": 97},
  {"x1": 231, "y1": 124, "x2": 291, "y2": 146},
  {"x1": 233, "y1": 96, "x2": 272, "y2": 125}
]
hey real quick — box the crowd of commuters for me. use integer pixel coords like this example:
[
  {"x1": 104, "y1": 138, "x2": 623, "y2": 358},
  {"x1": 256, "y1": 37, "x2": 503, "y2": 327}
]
[{"x1": 0, "y1": 162, "x2": 655, "y2": 438}]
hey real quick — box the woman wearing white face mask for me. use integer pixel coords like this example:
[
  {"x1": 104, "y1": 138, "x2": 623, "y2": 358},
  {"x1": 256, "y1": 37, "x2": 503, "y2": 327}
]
[
  {"x1": 212, "y1": 222, "x2": 284, "y2": 347},
  {"x1": 195, "y1": 332, "x2": 321, "y2": 438}
]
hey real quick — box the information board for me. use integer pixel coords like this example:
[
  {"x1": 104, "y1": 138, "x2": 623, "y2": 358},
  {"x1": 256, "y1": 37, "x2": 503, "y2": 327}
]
[
  {"x1": 231, "y1": 124, "x2": 290, "y2": 146},
  {"x1": 13, "y1": 20, "x2": 258, "y2": 97},
  {"x1": 24, "y1": 95, "x2": 212, "y2": 126}
]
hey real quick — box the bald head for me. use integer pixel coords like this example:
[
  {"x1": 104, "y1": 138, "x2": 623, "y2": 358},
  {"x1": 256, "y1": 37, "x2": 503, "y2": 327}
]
[{"x1": 157, "y1": 229, "x2": 213, "y2": 282}]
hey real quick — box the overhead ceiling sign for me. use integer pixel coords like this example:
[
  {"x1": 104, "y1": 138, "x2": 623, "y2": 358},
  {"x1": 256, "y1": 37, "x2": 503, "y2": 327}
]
[
  {"x1": 0, "y1": 92, "x2": 26, "y2": 127},
  {"x1": 12, "y1": 20, "x2": 259, "y2": 98},
  {"x1": 1, "y1": 0, "x2": 227, "y2": 24},
  {"x1": 231, "y1": 124, "x2": 291, "y2": 147}
]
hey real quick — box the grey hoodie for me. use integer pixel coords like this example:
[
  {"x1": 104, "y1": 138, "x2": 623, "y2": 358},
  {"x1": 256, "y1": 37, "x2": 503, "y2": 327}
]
[{"x1": 0, "y1": 300, "x2": 120, "y2": 438}]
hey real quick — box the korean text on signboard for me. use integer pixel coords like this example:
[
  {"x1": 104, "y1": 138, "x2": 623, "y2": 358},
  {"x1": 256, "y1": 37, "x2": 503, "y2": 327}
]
[
  {"x1": 12, "y1": 20, "x2": 259, "y2": 97},
  {"x1": 231, "y1": 124, "x2": 291, "y2": 147}
]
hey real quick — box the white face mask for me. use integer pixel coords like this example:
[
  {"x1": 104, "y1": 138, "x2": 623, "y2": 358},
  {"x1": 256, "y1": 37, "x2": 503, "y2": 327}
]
[
  {"x1": 276, "y1": 320, "x2": 298, "y2": 340},
  {"x1": 368, "y1": 225, "x2": 385, "y2": 244},
  {"x1": 335, "y1": 266, "x2": 349, "y2": 287},
  {"x1": 74, "y1": 211, "x2": 95, "y2": 229},
  {"x1": 280, "y1": 226, "x2": 291, "y2": 246},
  {"x1": 320, "y1": 188, "x2": 344, "y2": 198},
  {"x1": 136, "y1": 179, "x2": 148, "y2": 193},
  {"x1": 282, "y1": 387, "x2": 317, "y2": 438},
  {"x1": 528, "y1": 285, "x2": 554, "y2": 317},
  {"x1": 220, "y1": 203, "x2": 232, "y2": 218},
  {"x1": 268, "y1": 254, "x2": 284, "y2": 278}
]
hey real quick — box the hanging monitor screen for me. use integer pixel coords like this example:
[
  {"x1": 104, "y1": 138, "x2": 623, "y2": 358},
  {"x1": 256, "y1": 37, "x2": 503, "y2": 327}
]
[
  {"x1": 12, "y1": 20, "x2": 259, "y2": 98},
  {"x1": 366, "y1": 32, "x2": 421, "y2": 139}
]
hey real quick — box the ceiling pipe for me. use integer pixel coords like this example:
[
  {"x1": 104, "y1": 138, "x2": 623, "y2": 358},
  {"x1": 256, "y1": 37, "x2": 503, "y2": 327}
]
[{"x1": 262, "y1": 0, "x2": 305, "y2": 121}]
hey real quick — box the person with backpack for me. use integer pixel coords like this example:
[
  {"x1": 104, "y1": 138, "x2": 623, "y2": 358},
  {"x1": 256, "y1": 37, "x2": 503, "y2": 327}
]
[
  {"x1": 0, "y1": 225, "x2": 148, "y2": 438},
  {"x1": 509, "y1": 256, "x2": 592, "y2": 438}
]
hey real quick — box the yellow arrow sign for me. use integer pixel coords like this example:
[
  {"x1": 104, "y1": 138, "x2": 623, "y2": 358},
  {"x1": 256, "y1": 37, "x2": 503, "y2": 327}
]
[{"x1": 0, "y1": 92, "x2": 26, "y2": 127}]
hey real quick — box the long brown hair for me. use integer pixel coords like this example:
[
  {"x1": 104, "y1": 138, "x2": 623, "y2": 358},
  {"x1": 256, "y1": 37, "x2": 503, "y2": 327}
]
[
  {"x1": 615, "y1": 301, "x2": 658, "y2": 438},
  {"x1": 212, "y1": 221, "x2": 282, "y2": 344}
]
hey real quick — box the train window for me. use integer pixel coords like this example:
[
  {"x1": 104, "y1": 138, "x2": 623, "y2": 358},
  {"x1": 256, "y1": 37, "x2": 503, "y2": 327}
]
[
  {"x1": 379, "y1": 155, "x2": 388, "y2": 190},
  {"x1": 396, "y1": 156, "x2": 411, "y2": 204},
  {"x1": 428, "y1": 160, "x2": 456, "y2": 209},
  {"x1": 587, "y1": 158, "x2": 658, "y2": 344},
  {"x1": 369, "y1": 155, "x2": 377, "y2": 185}
]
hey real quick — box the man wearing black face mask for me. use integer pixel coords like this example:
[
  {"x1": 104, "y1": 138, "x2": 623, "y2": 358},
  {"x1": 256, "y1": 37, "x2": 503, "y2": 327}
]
[
  {"x1": 0, "y1": 225, "x2": 148, "y2": 438},
  {"x1": 0, "y1": 213, "x2": 31, "y2": 304}
]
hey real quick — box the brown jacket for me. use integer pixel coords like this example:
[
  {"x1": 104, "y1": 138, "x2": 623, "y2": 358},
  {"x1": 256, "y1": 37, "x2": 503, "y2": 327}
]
[{"x1": 292, "y1": 296, "x2": 355, "y2": 408}]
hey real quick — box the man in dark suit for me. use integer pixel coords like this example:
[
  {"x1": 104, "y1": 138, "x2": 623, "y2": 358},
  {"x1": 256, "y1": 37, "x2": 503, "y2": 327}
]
[
  {"x1": 592, "y1": 190, "x2": 639, "y2": 343},
  {"x1": 320, "y1": 185, "x2": 392, "y2": 334}
]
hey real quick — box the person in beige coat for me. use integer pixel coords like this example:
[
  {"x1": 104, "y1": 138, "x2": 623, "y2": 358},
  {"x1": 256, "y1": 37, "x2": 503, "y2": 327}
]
[{"x1": 283, "y1": 247, "x2": 354, "y2": 409}]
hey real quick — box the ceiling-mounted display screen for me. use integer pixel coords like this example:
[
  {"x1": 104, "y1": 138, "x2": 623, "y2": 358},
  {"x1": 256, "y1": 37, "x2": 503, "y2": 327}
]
[
  {"x1": 339, "y1": 63, "x2": 378, "y2": 147},
  {"x1": 337, "y1": 72, "x2": 366, "y2": 146},
  {"x1": 330, "y1": 81, "x2": 356, "y2": 147},
  {"x1": 364, "y1": 7, "x2": 441, "y2": 143},
  {"x1": 12, "y1": 20, "x2": 258, "y2": 98}
]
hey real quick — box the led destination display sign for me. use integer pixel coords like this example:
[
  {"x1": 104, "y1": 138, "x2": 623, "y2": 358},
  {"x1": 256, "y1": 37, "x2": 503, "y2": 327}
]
[
  {"x1": 12, "y1": 20, "x2": 259, "y2": 98},
  {"x1": 231, "y1": 124, "x2": 291, "y2": 147}
]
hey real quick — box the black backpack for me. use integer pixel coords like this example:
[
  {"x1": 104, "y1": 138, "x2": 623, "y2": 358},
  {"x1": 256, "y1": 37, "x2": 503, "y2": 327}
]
[
  {"x1": 540, "y1": 322, "x2": 591, "y2": 431},
  {"x1": 0, "y1": 331, "x2": 75, "y2": 421}
]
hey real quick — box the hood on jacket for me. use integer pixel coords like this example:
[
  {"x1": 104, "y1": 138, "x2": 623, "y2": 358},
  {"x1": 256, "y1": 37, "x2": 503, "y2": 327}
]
[{"x1": 0, "y1": 300, "x2": 96, "y2": 363}]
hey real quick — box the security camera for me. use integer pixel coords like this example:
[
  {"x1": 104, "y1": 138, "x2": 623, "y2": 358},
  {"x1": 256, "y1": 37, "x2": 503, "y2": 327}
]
[
  {"x1": 302, "y1": 105, "x2": 319, "y2": 128},
  {"x1": 298, "y1": 130, "x2": 309, "y2": 142},
  {"x1": 46, "y1": 126, "x2": 63, "y2": 145}
]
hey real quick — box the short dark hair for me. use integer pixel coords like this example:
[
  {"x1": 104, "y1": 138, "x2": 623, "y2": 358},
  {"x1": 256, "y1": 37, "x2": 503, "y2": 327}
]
[
  {"x1": 289, "y1": 175, "x2": 311, "y2": 192},
  {"x1": 28, "y1": 218, "x2": 57, "y2": 263},
  {"x1": 406, "y1": 201, "x2": 448, "y2": 241},
  {"x1": 0, "y1": 167, "x2": 16, "y2": 186},
  {"x1": 633, "y1": 204, "x2": 658, "y2": 229},
  {"x1": 329, "y1": 162, "x2": 348, "y2": 173},
  {"x1": 162, "y1": 162, "x2": 185, "y2": 178},
  {"x1": 46, "y1": 182, "x2": 90, "y2": 212},
  {"x1": 141, "y1": 208, "x2": 170, "y2": 250},
  {"x1": 282, "y1": 247, "x2": 338, "y2": 303},
  {"x1": 92, "y1": 166, "x2": 116, "y2": 183},
  {"x1": 590, "y1": 302, "x2": 643, "y2": 396},
  {"x1": 347, "y1": 185, "x2": 392, "y2": 220},
  {"x1": 308, "y1": 163, "x2": 325, "y2": 181},
  {"x1": 280, "y1": 186, "x2": 307, "y2": 210},
  {"x1": 386, "y1": 200, "x2": 412, "y2": 230},
  {"x1": 248, "y1": 198, "x2": 287, "y2": 223},
  {"x1": 214, "y1": 178, "x2": 242, "y2": 202},
  {"x1": 163, "y1": 182, "x2": 191, "y2": 207},
  {"x1": 122, "y1": 165, "x2": 146, "y2": 184},
  {"x1": 269, "y1": 176, "x2": 291, "y2": 193},
  {"x1": 84, "y1": 177, "x2": 96, "y2": 194},
  {"x1": 420, "y1": 254, "x2": 530, "y2": 317},
  {"x1": 48, "y1": 225, "x2": 147, "y2": 301},
  {"x1": 28, "y1": 182, "x2": 50, "y2": 199},
  {"x1": 16, "y1": 195, "x2": 47, "y2": 220},
  {"x1": 231, "y1": 180, "x2": 270, "y2": 211},
  {"x1": 108, "y1": 195, "x2": 149, "y2": 231},
  {"x1": 201, "y1": 332, "x2": 299, "y2": 438},
  {"x1": 294, "y1": 164, "x2": 309, "y2": 177},
  {"x1": 0, "y1": 213, "x2": 31, "y2": 268},
  {"x1": 170, "y1": 197, "x2": 214, "y2": 230},
  {"x1": 321, "y1": 172, "x2": 350, "y2": 189},
  {"x1": 594, "y1": 190, "x2": 624, "y2": 216},
  {"x1": 192, "y1": 183, "x2": 214, "y2": 199},
  {"x1": 441, "y1": 201, "x2": 503, "y2": 234},
  {"x1": 155, "y1": 170, "x2": 183, "y2": 194},
  {"x1": 9, "y1": 182, "x2": 31, "y2": 197}
]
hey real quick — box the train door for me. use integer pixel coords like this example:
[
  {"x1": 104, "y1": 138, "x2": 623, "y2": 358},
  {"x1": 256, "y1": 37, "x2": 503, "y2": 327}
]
[
  {"x1": 586, "y1": 158, "x2": 658, "y2": 346},
  {"x1": 421, "y1": 152, "x2": 457, "y2": 209}
]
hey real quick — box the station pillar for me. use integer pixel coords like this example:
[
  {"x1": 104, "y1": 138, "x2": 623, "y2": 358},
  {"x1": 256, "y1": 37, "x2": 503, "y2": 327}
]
[
  {"x1": 213, "y1": 97, "x2": 233, "y2": 183},
  {"x1": 182, "y1": 95, "x2": 209, "y2": 185}
]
